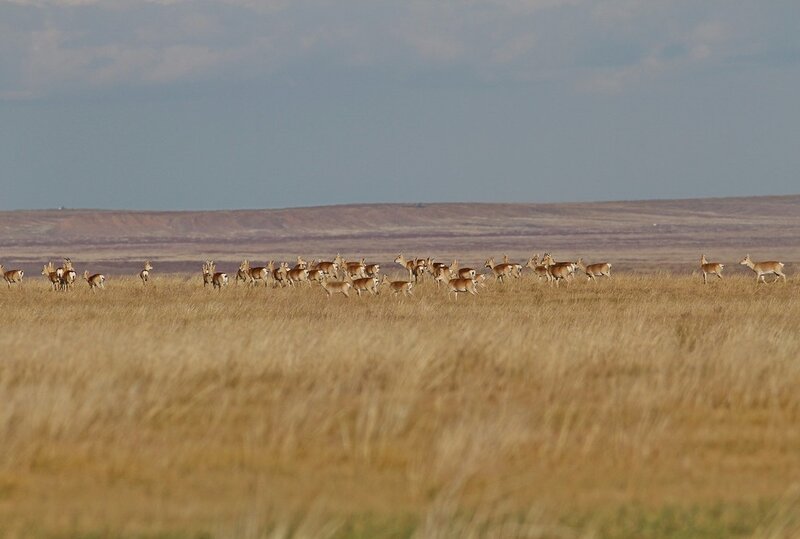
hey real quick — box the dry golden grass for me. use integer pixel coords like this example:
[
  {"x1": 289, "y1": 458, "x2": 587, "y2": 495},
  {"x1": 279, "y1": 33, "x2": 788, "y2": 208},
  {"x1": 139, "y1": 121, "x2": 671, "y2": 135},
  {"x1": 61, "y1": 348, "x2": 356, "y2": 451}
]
[{"x1": 1, "y1": 272, "x2": 800, "y2": 538}]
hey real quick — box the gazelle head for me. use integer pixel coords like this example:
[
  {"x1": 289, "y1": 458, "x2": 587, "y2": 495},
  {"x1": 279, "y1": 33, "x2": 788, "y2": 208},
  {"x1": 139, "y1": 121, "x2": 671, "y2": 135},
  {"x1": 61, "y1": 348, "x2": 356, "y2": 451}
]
[
  {"x1": 62, "y1": 258, "x2": 73, "y2": 271},
  {"x1": 143, "y1": 260, "x2": 153, "y2": 272},
  {"x1": 484, "y1": 257, "x2": 495, "y2": 269},
  {"x1": 739, "y1": 254, "x2": 752, "y2": 266},
  {"x1": 239, "y1": 259, "x2": 249, "y2": 271},
  {"x1": 42, "y1": 261, "x2": 56, "y2": 276},
  {"x1": 296, "y1": 256, "x2": 308, "y2": 269}
]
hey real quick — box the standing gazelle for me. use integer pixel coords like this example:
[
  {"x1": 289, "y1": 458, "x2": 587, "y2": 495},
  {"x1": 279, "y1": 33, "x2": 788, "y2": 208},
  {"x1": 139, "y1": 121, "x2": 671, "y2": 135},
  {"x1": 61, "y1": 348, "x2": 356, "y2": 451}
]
[
  {"x1": 42, "y1": 262, "x2": 63, "y2": 291},
  {"x1": 202, "y1": 260, "x2": 227, "y2": 289},
  {"x1": 484, "y1": 257, "x2": 518, "y2": 283},
  {"x1": 84, "y1": 270, "x2": 105, "y2": 291},
  {"x1": 320, "y1": 279, "x2": 351, "y2": 298},
  {"x1": 140, "y1": 261, "x2": 153, "y2": 285},
  {"x1": 699, "y1": 254, "x2": 723, "y2": 284},
  {"x1": 0, "y1": 265, "x2": 23, "y2": 288},
  {"x1": 739, "y1": 254, "x2": 786, "y2": 284}
]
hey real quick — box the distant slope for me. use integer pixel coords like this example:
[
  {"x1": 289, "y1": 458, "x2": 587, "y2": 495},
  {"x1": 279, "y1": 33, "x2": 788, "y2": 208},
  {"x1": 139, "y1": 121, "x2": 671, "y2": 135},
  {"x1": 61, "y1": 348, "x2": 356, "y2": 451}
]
[{"x1": 1, "y1": 195, "x2": 799, "y2": 273}]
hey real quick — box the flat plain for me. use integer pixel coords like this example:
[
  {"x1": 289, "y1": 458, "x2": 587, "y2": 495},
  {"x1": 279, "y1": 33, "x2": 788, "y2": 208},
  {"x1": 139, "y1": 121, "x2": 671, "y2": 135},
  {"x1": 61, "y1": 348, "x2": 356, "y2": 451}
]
[{"x1": 1, "y1": 196, "x2": 799, "y2": 538}]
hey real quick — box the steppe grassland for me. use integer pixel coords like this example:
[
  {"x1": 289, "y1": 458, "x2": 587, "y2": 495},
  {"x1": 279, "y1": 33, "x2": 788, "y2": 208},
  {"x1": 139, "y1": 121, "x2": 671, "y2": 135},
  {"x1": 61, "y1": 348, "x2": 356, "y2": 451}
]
[{"x1": 0, "y1": 273, "x2": 799, "y2": 538}]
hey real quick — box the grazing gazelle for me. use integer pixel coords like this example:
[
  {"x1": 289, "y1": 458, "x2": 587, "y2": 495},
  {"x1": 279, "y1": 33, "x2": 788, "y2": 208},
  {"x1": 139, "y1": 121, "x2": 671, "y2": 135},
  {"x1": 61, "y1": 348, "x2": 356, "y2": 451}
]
[
  {"x1": 447, "y1": 278, "x2": 478, "y2": 300},
  {"x1": 0, "y1": 265, "x2": 23, "y2": 288},
  {"x1": 320, "y1": 279, "x2": 351, "y2": 298},
  {"x1": 139, "y1": 261, "x2": 153, "y2": 285},
  {"x1": 381, "y1": 275, "x2": 413, "y2": 297},
  {"x1": 484, "y1": 257, "x2": 519, "y2": 283},
  {"x1": 739, "y1": 254, "x2": 786, "y2": 284},
  {"x1": 699, "y1": 254, "x2": 723, "y2": 284},
  {"x1": 351, "y1": 276, "x2": 379, "y2": 296},
  {"x1": 83, "y1": 270, "x2": 105, "y2": 291},
  {"x1": 42, "y1": 262, "x2": 63, "y2": 291},
  {"x1": 576, "y1": 258, "x2": 612, "y2": 283}
]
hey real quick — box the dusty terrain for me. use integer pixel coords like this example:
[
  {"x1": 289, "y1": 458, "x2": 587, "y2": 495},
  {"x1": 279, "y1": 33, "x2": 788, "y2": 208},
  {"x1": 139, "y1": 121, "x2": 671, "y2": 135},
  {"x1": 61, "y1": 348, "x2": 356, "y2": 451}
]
[{"x1": 1, "y1": 195, "x2": 799, "y2": 275}]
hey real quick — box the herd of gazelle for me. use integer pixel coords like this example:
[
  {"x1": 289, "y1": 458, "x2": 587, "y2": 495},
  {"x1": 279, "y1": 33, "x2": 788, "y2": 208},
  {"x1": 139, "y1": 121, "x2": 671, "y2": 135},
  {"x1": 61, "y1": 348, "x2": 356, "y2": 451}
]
[{"x1": 0, "y1": 254, "x2": 789, "y2": 296}]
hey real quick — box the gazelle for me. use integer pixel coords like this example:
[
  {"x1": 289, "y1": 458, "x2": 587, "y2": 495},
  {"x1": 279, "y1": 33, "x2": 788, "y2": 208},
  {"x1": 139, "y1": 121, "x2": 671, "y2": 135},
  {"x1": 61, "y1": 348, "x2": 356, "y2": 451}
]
[
  {"x1": 139, "y1": 261, "x2": 153, "y2": 285},
  {"x1": 739, "y1": 254, "x2": 786, "y2": 284},
  {"x1": 525, "y1": 255, "x2": 550, "y2": 281},
  {"x1": 381, "y1": 275, "x2": 413, "y2": 297},
  {"x1": 269, "y1": 261, "x2": 289, "y2": 287},
  {"x1": 307, "y1": 268, "x2": 326, "y2": 283},
  {"x1": 364, "y1": 262, "x2": 381, "y2": 277},
  {"x1": 576, "y1": 258, "x2": 612, "y2": 283},
  {"x1": 236, "y1": 260, "x2": 251, "y2": 285},
  {"x1": 0, "y1": 265, "x2": 23, "y2": 288},
  {"x1": 314, "y1": 259, "x2": 339, "y2": 279},
  {"x1": 502, "y1": 254, "x2": 523, "y2": 278},
  {"x1": 699, "y1": 254, "x2": 723, "y2": 284},
  {"x1": 247, "y1": 262, "x2": 270, "y2": 286},
  {"x1": 287, "y1": 266, "x2": 309, "y2": 286},
  {"x1": 42, "y1": 262, "x2": 63, "y2": 291},
  {"x1": 351, "y1": 276, "x2": 379, "y2": 296},
  {"x1": 542, "y1": 254, "x2": 576, "y2": 287},
  {"x1": 432, "y1": 265, "x2": 453, "y2": 288},
  {"x1": 293, "y1": 256, "x2": 308, "y2": 270},
  {"x1": 484, "y1": 257, "x2": 519, "y2": 283},
  {"x1": 342, "y1": 258, "x2": 367, "y2": 279},
  {"x1": 59, "y1": 258, "x2": 76, "y2": 290},
  {"x1": 447, "y1": 278, "x2": 477, "y2": 300},
  {"x1": 394, "y1": 254, "x2": 425, "y2": 280},
  {"x1": 203, "y1": 261, "x2": 228, "y2": 289},
  {"x1": 83, "y1": 270, "x2": 105, "y2": 291},
  {"x1": 450, "y1": 260, "x2": 477, "y2": 280},
  {"x1": 320, "y1": 279, "x2": 351, "y2": 298},
  {"x1": 202, "y1": 261, "x2": 215, "y2": 287}
]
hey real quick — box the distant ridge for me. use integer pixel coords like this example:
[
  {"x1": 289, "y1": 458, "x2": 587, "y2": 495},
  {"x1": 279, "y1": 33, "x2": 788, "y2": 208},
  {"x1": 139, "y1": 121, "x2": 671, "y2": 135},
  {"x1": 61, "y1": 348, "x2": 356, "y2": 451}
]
[{"x1": 1, "y1": 195, "x2": 799, "y2": 273}]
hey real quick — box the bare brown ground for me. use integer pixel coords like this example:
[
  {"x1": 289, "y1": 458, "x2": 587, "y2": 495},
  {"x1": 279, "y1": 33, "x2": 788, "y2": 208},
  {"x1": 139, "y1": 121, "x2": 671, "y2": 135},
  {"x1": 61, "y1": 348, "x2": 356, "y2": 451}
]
[{"x1": 1, "y1": 195, "x2": 799, "y2": 275}]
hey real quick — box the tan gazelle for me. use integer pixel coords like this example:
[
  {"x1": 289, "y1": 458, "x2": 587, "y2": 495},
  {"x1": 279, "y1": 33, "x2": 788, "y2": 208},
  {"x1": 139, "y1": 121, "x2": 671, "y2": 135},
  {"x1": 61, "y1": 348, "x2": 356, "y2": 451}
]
[
  {"x1": 525, "y1": 254, "x2": 550, "y2": 281},
  {"x1": 42, "y1": 262, "x2": 63, "y2": 291},
  {"x1": 381, "y1": 274, "x2": 413, "y2": 297},
  {"x1": 699, "y1": 254, "x2": 722, "y2": 284},
  {"x1": 235, "y1": 260, "x2": 251, "y2": 285},
  {"x1": 320, "y1": 279, "x2": 351, "y2": 298},
  {"x1": 484, "y1": 257, "x2": 518, "y2": 283},
  {"x1": 0, "y1": 264, "x2": 23, "y2": 288},
  {"x1": 576, "y1": 258, "x2": 612, "y2": 283},
  {"x1": 139, "y1": 261, "x2": 153, "y2": 285},
  {"x1": 739, "y1": 254, "x2": 786, "y2": 284},
  {"x1": 83, "y1": 270, "x2": 105, "y2": 291},
  {"x1": 350, "y1": 276, "x2": 379, "y2": 296},
  {"x1": 542, "y1": 254, "x2": 576, "y2": 287},
  {"x1": 447, "y1": 278, "x2": 477, "y2": 300},
  {"x1": 247, "y1": 262, "x2": 270, "y2": 287}
]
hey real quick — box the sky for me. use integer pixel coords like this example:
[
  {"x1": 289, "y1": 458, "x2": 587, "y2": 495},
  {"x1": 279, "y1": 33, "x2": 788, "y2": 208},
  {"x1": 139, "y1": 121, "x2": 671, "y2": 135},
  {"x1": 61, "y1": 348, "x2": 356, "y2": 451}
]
[{"x1": 1, "y1": 0, "x2": 799, "y2": 211}]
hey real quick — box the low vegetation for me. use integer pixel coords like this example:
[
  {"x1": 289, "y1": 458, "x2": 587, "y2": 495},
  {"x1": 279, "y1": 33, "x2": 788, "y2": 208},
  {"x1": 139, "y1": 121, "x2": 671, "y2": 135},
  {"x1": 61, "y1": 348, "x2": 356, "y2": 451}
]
[{"x1": 0, "y1": 273, "x2": 798, "y2": 538}]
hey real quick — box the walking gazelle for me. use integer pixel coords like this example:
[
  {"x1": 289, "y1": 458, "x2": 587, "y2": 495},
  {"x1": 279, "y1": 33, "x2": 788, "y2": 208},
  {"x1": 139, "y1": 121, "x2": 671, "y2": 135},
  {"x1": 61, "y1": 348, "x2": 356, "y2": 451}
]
[
  {"x1": 84, "y1": 270, "x2": 106, "y2": 291},
  {"x1": 739, "y1": 254, "x2": 786, "y2": 284},
  {"x1": 140, "y1": 261, "x2": 153, "y2": 285},
  {"x1": 42, "y1": 262, "x2": 63, "y2": 291},
  {"x1": 0, "y1": 265, "x2": 23, "y2": 288}
]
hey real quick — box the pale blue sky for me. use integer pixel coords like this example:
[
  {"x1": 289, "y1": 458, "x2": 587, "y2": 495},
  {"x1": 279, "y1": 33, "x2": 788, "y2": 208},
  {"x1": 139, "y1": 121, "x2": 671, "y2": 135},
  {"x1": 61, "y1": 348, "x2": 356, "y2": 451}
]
[{"x1": 1, "y1": 0, "x2": 799, "y2": 210}]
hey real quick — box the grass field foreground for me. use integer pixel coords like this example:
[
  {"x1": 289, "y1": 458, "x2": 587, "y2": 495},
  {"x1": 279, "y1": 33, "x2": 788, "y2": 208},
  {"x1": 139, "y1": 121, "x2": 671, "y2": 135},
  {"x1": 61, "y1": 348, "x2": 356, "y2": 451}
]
[{"x1": 0, "y1": 273, "x2": 799, "y2": 538}]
